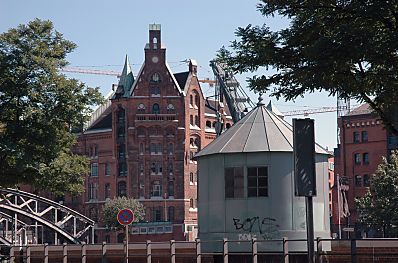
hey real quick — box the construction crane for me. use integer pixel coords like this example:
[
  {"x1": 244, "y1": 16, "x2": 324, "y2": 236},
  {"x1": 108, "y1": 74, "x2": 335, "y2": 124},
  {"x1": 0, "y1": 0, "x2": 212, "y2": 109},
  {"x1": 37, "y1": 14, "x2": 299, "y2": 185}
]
[
  {"x1": 60, "y1": 67, "x2": 121, "y2": 77},
  {"x1": 60, "y1": 66, "x2": 346, "y2": 118},
  {"x1": 282, "y1": 107, "x2": 339, "y2": 117},
  {"x1": 60, "y1": 67, "x2": 216, "y2": 85},
  {"x1": 209, "y1": 60, "x2": 255, "y2": 123}
]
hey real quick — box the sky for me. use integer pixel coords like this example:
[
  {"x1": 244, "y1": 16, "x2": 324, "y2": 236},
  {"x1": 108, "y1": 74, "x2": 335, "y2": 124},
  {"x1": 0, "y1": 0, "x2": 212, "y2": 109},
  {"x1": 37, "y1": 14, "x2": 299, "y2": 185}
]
[{"x1": 1, "y1": 0, "x2": 340, "y2": 150}]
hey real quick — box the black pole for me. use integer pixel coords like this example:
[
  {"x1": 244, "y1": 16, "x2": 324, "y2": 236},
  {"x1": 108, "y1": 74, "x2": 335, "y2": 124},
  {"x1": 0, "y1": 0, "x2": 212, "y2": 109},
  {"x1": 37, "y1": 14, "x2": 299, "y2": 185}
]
[{"x1": 306, "y1": 196, "x2": 314, "y2": 263}]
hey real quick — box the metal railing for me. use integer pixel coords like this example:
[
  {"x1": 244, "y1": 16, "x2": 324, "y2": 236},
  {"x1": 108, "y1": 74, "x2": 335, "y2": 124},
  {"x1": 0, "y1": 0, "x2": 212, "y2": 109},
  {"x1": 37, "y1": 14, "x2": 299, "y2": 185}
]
[{"x1": 4, "y1": 238, "x2": 398, "y2": 263}]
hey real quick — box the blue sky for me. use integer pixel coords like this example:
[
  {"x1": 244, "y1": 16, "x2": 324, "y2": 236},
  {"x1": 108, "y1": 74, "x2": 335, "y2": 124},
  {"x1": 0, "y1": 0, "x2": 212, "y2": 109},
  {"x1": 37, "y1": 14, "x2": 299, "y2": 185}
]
[{"x1": 1, "y1": 0, "x2": 339, "y2": 150}]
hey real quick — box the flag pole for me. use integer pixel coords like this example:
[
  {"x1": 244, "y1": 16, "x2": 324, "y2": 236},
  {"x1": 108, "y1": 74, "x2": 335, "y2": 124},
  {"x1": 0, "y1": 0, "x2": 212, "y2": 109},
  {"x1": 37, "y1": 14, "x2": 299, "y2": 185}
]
[{"x1": 337, "y1": 174, "x2": 342, "y2": 239}]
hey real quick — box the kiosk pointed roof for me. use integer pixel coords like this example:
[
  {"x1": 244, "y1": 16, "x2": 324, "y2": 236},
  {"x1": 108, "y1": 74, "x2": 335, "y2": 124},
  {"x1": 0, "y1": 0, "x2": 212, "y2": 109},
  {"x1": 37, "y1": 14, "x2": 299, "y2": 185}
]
[{"x1": 195, "y1": 99, "x2": 328, "y2": 157}]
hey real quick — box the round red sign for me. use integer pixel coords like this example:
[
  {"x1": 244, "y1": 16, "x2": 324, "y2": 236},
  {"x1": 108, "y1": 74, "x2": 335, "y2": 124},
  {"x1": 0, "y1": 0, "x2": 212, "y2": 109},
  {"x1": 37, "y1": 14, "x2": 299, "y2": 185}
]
[{"x1": 117, "y1": 209, "x2": 135, "y2": 225}]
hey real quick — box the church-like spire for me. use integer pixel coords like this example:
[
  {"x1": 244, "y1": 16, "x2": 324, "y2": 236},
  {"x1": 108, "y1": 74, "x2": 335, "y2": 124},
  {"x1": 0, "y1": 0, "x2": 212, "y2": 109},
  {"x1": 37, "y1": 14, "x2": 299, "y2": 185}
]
[{"x1": 114, "y1": 55, "x2": 135, "y2": 98}]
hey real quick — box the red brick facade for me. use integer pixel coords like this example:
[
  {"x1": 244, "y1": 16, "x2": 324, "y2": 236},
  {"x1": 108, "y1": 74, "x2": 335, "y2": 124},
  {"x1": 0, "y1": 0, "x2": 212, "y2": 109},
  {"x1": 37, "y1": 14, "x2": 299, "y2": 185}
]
[
  {"x1": 66, "y1": 25, "x2": 233, "y2": 243},
  {"x1": 332, "y1": 104, "x2": 397, "y2": 237}
]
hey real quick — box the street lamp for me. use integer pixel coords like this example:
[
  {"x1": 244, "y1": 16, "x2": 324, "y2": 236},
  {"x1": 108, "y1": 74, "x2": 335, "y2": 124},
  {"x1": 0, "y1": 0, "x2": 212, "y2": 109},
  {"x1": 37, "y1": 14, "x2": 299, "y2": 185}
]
[{"x1": 164, "y1": 192, "x2": 168, "y2": 222}]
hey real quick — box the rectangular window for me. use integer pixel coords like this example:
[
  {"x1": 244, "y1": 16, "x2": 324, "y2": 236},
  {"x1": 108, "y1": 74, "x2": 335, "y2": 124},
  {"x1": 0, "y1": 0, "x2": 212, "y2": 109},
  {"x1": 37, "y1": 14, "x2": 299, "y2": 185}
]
[
  {"x1": 105, "y1": 184, "x2": 111, "y2": 199},
  {"x1": 225, "y1": 167, "x2": 244, "y2": 198},
  {"x1": 118, "y1": 162, "x2": 127, "y2": 177},
  {"x1": 361, "y1": 131, "x2": 368, "y2": 142},
  {"x1": 152, "y1": 183, "x2": 162, "y2": 197},
  {"x1": 247, "y1": 167, "x2": 268, "y2": 197},
  {"x1": 150, "y1": 143, "x2": 162, "y2": 154},
  {"x1": 118, "y1": 145, "x2": 126, "y2": 159},
  {"x1": 152, "y1": 208, "x2": 162, "y2": 222},
  {"x1": 353, "y1": 132, "x2": 360, "y2": 143},
  {"x1": 363, "y1": 174, "x2": 370, "y2": 187},
  {"x1": 363, "y1": 153, "x2": 369, "y2": 164},
  {"x1": 354, "y1": 153, "x2": 361, "y2": 164},
  {"x1": 105, "y1": 163, "x2": 111, "y2": 176},
  {"x1": 91, "y1": 163, "x2": 98, "y2": 177},
  {"x1": 355, "y1": 175, "x2": 362, "y2": 187},
  {"x1": 88, "y1": 182, "x2": 98, "y2": 200}
]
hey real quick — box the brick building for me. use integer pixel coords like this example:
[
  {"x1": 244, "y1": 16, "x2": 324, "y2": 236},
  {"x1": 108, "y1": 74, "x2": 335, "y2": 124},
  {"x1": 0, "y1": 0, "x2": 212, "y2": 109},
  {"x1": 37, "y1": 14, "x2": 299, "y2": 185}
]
[
  {"x1": 332, "y1": 104, "x2": 398, "y2": 238},
  {"x1": 328, "y1": 154, "x2": 334, "y2": 226},
  {"x1": 69, "y1": 24, "x2": 233, "y2": 243}
]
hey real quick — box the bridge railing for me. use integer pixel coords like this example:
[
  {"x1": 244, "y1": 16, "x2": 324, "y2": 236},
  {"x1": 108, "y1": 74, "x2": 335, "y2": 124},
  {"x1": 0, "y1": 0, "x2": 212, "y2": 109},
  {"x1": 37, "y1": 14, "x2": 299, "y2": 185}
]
[{"x1": 5, "y1": 238, "x2": 398, "y2": 263}]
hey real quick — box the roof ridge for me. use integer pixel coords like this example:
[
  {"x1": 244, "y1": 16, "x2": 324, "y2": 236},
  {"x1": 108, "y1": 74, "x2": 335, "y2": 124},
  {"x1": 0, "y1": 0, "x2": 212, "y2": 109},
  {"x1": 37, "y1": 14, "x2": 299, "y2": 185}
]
[
  {"x1": 243, "y1": 105, "x2": 261, "y2": 151},
  {"x1": 265, "y1": 107, "x2": 293, "y2": 149}
]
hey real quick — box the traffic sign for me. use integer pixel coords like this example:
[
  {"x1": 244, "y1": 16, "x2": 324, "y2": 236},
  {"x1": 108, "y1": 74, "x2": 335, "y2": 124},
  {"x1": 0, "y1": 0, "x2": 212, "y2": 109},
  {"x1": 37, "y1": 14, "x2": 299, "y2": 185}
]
[{"x1": 117, "y1": 209, "x2": 135, "y2": 225}]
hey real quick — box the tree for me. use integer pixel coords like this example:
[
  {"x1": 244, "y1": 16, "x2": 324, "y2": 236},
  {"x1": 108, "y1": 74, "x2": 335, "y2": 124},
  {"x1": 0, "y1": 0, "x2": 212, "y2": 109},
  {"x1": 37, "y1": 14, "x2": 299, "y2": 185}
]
[
  {"x1": 0, "y1": 19, "x2": 103, "y2": 195},
  {"x1": 356, "y1": 151, "x2": 398, "y2": 237},
  {"x1": 219, "y1": 1, "x2": 398, "y2": 134},
  {"x1": 103, "y1": 197, "x2": 145, "y2": 230}
]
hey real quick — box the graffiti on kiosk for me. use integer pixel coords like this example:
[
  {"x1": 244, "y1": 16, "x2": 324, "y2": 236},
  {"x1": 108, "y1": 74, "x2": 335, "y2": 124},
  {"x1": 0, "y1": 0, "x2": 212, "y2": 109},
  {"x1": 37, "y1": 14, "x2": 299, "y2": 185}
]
[{"x1": 233, "y1": 216, "x2": 280, "y2": 240}]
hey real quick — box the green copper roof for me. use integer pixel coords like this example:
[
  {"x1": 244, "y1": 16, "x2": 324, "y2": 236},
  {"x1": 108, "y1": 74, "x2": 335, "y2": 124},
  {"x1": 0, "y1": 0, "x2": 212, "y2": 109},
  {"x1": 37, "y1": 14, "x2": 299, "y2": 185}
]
[{"x1": 113, "y1": 55, "x2": 135, "y2": 99}]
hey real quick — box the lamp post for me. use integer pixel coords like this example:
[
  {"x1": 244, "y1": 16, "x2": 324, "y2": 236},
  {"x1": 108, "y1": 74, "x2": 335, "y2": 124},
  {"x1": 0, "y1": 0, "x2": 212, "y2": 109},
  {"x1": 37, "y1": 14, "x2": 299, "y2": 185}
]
[{"x1": 164, "y1": 192, "x2": 168, "y2": 222}]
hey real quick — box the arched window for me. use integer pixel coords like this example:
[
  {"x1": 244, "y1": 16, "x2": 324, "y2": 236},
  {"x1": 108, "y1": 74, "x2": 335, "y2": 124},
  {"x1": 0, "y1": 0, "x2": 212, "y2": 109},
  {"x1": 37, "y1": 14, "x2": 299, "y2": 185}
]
[
  {"x1": 194, "y1": 137, "x2": 200, "y2": 149},
  {"x1": 168, "y1": 162, "x2": 173, "y2": 174},
  {"x1": 190, "y1": 198, "x2": 194, "y2": 208},
  {"x1": 153, "y1": 37, "x2": 158, "y2": 49},
  {"x1": 150, "y1": 73, "x2": 161, "y2": 83},
  {"x1": 117, "y1": 181, "x2": 127, "y2": 197},
  {"x1": 152, "y1": 103, "x2": 160, "y2": 114},
  {"x1": 190, "y1": 95, "x2": 193, "y2": 105},
  {"x1": 168, "y1": 181, "x2": 174, "y2": 197},
  {"x1": 195, "y1": 94, "x2": 200, "y2": 107},
  {"x1": 166, "y1": 104, "x2": 175, "y2": 113},
  {"x1": 193, "y1": 90, "x2": 200, "y2": 110},
  {"x1": 190, "y1": 115, "x2": 193, "y2": 125},
  {"x1": 139, "y1": 143, "x2": 144, "y2": 154},
  {"x1": 137, "y1": 103, "x2": 145, "y2": 113},
  {"x1": 206, "y1": 121, "x2": 211, "y2": 128}
]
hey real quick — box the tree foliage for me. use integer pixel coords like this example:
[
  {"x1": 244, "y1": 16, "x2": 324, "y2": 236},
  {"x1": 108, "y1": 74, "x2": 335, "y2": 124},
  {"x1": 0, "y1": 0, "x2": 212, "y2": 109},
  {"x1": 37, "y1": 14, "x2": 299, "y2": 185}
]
[
  {"x1": 0, "y1": 19, "x2": 103, "y2": 195},
  {"x1": 103, "y1": 197, "x2": 145, "y2": 230},
  {"x1": 356, "y1": 151, "x2": 398, "y2": 237},
  {"x1": 220, "y1": 0, "x2": 398, "y2": 134}
]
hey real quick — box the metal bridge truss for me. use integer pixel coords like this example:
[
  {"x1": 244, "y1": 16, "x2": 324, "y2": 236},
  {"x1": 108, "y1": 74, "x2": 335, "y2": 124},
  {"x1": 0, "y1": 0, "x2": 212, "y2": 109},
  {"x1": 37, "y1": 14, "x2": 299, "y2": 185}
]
[{"x1": 0, "y1": 188, "x2": 94, "y2": 246}]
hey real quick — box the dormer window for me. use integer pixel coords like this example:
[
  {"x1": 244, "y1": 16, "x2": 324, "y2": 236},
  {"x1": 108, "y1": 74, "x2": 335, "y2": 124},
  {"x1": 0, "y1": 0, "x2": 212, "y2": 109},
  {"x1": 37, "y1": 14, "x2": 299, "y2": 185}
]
[
  {"x1": 167, "y1": 104, "x2": 175, "y2": 113},
  {"x1": 137, "y1": 103, "x2": 146, "y2": 114}
]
